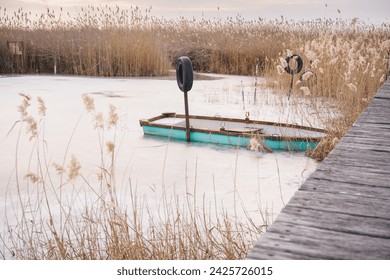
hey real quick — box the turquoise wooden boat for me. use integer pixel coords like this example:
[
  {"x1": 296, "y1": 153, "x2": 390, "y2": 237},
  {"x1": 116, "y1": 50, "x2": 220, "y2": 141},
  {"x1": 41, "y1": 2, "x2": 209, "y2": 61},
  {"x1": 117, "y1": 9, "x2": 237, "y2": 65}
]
[{"x1": 139, "y1": 113, "x2": 326, "y2": 152}]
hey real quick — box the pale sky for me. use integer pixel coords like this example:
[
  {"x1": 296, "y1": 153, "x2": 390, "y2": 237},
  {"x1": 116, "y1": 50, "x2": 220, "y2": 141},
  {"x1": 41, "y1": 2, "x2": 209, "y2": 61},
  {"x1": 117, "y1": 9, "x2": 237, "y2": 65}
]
[{"x1": 1, "y1": 0, "x2": 389, "y2": 23}]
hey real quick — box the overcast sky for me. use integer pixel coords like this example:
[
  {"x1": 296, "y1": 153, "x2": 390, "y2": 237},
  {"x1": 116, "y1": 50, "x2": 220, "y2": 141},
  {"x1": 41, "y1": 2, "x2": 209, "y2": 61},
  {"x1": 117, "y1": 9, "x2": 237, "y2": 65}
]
[{"x1": 2, "y1": 0, "x2": 389, "y2": 23}]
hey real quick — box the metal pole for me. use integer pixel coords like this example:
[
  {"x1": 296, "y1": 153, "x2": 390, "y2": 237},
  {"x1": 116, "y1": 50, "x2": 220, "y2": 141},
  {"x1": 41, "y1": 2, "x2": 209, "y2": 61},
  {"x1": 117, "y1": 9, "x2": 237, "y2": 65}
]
[
  {"x1": 241, "y1": 80, "x2": 245, "y2": 110},
  {"x1": 254, "y1": 60, "x2": 258, "y2": 103},
  {"x1": 184, "y1": 90, "x2": 190, "y2": 142}
]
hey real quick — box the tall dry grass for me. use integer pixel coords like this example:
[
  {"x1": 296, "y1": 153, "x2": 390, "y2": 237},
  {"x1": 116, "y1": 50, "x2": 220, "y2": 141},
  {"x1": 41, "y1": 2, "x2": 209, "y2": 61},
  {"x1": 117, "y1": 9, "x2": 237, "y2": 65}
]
[
  {"x1": 266, "y1": 20, "x2": 389, "y2": 160},
  {"x1": 0, "y1": 6, "x2": 170, "y2": 76},
  {"x1": 3, "y1": 6, "x2": 387, "y2": 78},
  {"x1": 1, "y1": 95, "x2": 267, "y2": 260}
]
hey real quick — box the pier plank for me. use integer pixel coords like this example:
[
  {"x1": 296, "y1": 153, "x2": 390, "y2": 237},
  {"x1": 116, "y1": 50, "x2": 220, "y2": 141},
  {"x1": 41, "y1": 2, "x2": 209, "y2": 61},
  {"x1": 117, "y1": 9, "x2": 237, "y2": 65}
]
[
  {"x1": 247, "y1": 79, "x2": 390, "y2": 259},
  {"x1": 248, "y1": 223, "x2": 390, "y2": 259},
  {"x1": 286, "y1": 190, "x2": 390, "y2": 219},
  {"x1": 278, "y1": 206, "x2": 390, "y2": 238},
  {"x1": 300, "y1": 179, "x2": 390, "y2": 200}
]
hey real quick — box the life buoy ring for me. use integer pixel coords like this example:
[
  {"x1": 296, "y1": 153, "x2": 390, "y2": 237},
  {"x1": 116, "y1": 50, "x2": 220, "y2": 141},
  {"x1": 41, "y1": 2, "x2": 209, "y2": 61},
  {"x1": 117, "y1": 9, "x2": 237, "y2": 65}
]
[
  {"x1": 176, "y1": 56, "x2": 193, "y2": 92},
  {"x1": 284, "y1": 54, "x2": 303, "y2": 75}
]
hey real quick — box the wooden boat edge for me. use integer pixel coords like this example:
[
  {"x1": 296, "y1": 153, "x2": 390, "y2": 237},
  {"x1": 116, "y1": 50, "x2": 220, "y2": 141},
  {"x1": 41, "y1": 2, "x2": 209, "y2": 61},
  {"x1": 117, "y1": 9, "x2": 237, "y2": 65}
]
[
  {"x1": 139, "y1": 113, "x2": 326, "y2": 142},
  {"x1": 140, "y1": 113, "x2": 326, "y2": 133}
]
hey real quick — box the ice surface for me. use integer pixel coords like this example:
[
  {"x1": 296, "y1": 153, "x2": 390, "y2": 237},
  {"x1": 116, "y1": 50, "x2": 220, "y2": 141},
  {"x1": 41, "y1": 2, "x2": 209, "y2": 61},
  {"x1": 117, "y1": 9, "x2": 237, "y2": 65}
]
[{"x1": 0, "y1": 74, "x2": 319, "y2": 253}]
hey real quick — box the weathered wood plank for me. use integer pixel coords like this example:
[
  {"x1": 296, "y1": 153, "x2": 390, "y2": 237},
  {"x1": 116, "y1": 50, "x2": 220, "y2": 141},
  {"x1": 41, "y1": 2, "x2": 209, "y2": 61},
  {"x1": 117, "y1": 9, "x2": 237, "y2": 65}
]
[
  {"x1": 313, "y1": 161, "x2": 390, "y2": 181},
  {"x1": 336, "y1": 141, "x2": 390, "y2": 152},
  {"x1": 375, "y1": 94, "x2": 390, "y2": 100},
  {"x1": 375, "y1": 86, "x2": 390, "y2": 99},
  {"x1": 328, "y1": 138, "x2": 390, "y2": 152},
  {"x1": 311, "y1": 170, "x2": 390, "y2": 189},
  {"x1": 357, "y1": 117, "x2": 390, "y2": 125},
  {"x1": 355, "y1": 105, "x2": 390, "y2": 117},
  {"x1": 276, "y1": 206, "x2": 390, "y2": 238},
  {"x1": 351, "y1": 124, "x2": 390, "y2": 132},
  {"x1": 359, "y1": 107, "x2": 390, "y2": 115},
  {"x1": 247, "y1": 223, "x2": 390, "y2": 259},
  {"x1": 363, "y1": 102, "x2": 390, "y2": 111},
  {"x1": 342, "y1": 134, "x2": 390, "y2": 146},
  {"x1": 329, "y1": 142, "x2": 390, "y2": 154},
  {"x1": 325, "y1": 146, "x2": 390, "y2": 162},
  {"x1": 313, "y1": 157, "x2": 390, "y2": 177},
  {"x1": 318, "y1": 166, "x2": 390, "y2": 185},
  {"x1": 247, "y1": 78, "x2": 390, "y2": 259},
  {"x1": 287, "y1": 190, "x2": 390, "y2": 219},
  {"x1": 316, "y1": 157, "x2": 390, "y2": 174},
  {"x1": 346, "y1": 120, "x2": 390, "y2": 128},
  {"x1": 300, "y1": 178, "x2": 390, "y2": 200},
  {"x1": 347, "y1": 125, "x2": 390, "y2": 136}
]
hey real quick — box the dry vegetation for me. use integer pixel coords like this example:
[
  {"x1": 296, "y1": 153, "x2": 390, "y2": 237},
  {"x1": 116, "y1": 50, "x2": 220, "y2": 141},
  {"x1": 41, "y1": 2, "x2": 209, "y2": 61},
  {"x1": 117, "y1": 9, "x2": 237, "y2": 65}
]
[
  {"x1": 0, "y1": 6, "x2": 170, "y2": 76},
  {"x1": 1, "y1": 5, "x2": 390, "y2": 259}
]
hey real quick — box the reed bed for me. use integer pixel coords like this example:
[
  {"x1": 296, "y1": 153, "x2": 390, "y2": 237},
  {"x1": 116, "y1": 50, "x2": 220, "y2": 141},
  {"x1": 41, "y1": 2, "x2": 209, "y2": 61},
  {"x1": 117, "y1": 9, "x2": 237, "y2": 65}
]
[
  {"x1": 265, "y1": 20, "x2": 389, "y2": 159},
  {"x1": 0, "y1": 6, "x2": 170, "y2": 76},
  {"x1": 3, "y1": 6, "x2": 388, "y2": 77}
]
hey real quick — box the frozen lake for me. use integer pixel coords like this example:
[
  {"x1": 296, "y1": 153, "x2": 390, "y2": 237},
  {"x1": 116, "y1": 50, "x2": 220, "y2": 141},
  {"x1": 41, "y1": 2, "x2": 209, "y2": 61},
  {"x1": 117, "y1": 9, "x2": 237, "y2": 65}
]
[{"x1": 0, "y1": 73, "x2": 319, "y2": 256}]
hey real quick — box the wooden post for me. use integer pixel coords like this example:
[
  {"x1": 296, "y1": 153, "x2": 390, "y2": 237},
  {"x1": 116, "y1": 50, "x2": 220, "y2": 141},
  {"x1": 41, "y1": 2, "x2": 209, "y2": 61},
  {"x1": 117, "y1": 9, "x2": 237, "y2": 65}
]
[
  {"x1": 184, "y1": 90, "x2": 190, "y2": 142},
  {"x1": 7, "y1": 41, "x2": 25, "y2": 73}
]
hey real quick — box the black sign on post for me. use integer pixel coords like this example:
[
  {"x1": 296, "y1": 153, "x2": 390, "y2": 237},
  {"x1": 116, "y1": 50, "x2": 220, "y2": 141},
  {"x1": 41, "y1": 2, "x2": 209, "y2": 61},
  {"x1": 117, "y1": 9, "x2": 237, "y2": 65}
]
[{"x1": 176, "y1": 56, "x2": 194, "y2": 142}]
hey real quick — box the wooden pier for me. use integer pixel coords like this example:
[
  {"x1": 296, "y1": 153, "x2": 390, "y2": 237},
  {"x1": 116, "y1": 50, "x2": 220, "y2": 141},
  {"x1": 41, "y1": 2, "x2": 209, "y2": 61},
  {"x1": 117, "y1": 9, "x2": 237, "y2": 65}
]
[{"x1": 247, "y1": 78, "x2": 390, "y2": 259}]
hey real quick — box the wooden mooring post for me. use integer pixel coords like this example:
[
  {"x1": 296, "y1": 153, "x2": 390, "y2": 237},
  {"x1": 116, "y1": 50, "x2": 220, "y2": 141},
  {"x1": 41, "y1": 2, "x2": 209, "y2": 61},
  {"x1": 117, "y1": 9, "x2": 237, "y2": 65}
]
[
  {"x1": 7, "y1": 41, "x2": 25, "y2": 73},
  {"x1": 247, "y1": 78, "x2": 390, "y2": 259}
]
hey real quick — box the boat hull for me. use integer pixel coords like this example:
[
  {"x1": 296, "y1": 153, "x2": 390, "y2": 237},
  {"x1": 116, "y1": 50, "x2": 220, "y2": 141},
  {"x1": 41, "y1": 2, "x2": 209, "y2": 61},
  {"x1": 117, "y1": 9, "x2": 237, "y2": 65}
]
[{"x1": 142, "y1": 125, "x2": 320, "y2": 151}]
